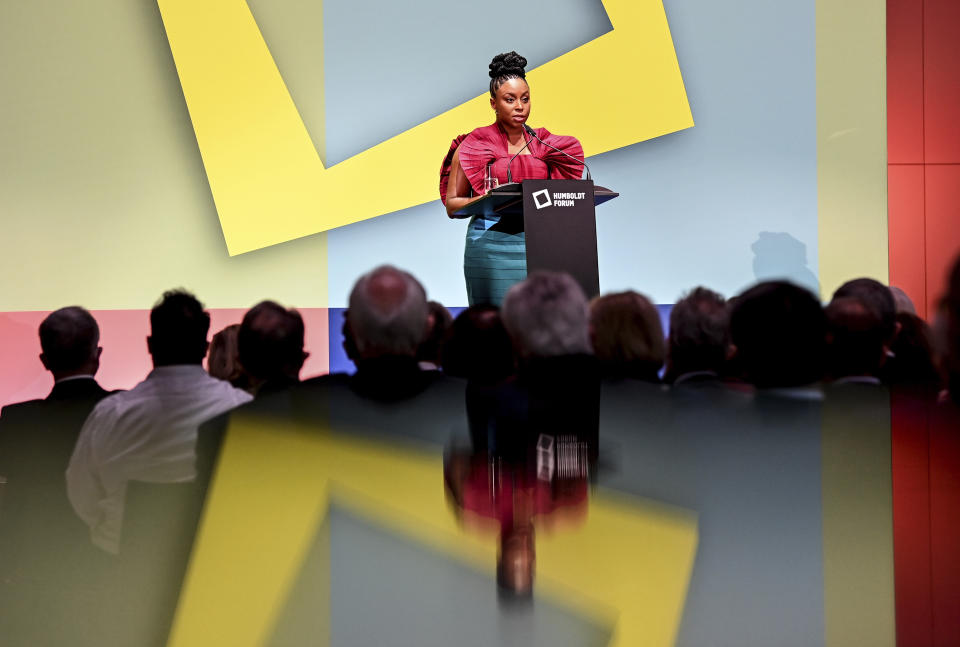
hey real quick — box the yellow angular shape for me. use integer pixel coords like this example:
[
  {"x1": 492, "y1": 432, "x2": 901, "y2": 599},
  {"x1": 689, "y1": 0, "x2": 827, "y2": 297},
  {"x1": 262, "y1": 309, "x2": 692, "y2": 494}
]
[
  {"x1": 158, "y1": 0, "x2": 693, "y2": 255},
  {"x1": 168, "y1": 415, "x2": 698, "y2": 647}
]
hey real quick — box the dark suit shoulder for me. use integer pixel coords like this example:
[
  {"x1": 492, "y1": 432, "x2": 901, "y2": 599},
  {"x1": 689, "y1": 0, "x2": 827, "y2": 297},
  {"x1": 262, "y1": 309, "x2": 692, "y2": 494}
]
[
  {"x1": 1, "y1": 399, "x2": 45, "y2": 421},
  {"x1": 47, "y1": 378, "x2": 111, "y2": 402},
  {"x1": 300, "y1": 372, "x2": 352, "y2": 388}
]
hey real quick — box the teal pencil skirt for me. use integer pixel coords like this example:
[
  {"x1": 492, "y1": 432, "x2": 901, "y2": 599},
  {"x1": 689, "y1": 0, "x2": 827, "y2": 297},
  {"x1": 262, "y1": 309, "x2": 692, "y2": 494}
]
[{"x1": 463, "y1": 213, "x2": 527, "y2": 307}]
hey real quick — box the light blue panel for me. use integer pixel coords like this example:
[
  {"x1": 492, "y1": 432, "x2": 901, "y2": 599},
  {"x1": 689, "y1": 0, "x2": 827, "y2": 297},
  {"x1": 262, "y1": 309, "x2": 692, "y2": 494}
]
[
  {"x1": 322, "y1": 0, "x2": 612, "y2": 166},
  {"x1": 327, "y1": 203, "x2": 470, "y2": 307},
  {"x1": 597, "y1": 389, "x2": 826, "y2": 646},
  {"x1": 326, "y1": 0, "x2": 818, "y2": 308},
  {"x1": 591, "y1": 0, "x2": 818, "y2": 303},
  {"x1": 327, "y1": 506, "x2": 611, "y2": 647},
  {"x1": 266, "y1": 506, "x2": 611, "y2": 646}
]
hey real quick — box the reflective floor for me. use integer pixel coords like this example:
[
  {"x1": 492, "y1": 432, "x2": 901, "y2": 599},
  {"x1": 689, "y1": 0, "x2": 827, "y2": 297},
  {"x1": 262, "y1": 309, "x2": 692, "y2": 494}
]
[{"x1": 2, "y1": 373, "x2": 956, "y2": 647}]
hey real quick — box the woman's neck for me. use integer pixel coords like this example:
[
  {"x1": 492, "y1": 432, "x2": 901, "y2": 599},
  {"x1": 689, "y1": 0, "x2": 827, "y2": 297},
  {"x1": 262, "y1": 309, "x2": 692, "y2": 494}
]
[{"x1": 497, "y1": 121, "x2": 525, "y2": 144}]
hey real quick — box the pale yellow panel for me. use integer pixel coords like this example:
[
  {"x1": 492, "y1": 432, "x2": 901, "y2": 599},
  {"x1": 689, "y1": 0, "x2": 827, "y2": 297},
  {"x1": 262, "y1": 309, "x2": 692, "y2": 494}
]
[
  {"x1": 817, "y1": 0, "x2": 888, "y2": 299},
  {"x1": 820, "y1": 391, "x2": 896, "y2": 647},
  {"x1": 169, "y1": 419, "x2": 334, "y2": 647},
  {"x1": 0, "y1": 0, "x2": 328, "y2": 311}
]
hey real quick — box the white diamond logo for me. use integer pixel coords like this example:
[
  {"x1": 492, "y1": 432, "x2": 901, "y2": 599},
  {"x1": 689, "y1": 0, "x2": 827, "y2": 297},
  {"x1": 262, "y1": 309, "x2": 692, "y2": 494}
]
[{"x1": 533, "y1": 189, "x2": 552, "y2": 210}]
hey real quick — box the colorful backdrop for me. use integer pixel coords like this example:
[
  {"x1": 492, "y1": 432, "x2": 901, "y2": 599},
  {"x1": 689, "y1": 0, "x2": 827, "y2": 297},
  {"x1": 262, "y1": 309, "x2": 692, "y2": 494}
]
[
  {"x1": 11, "y1": 1, "x2": 960, "y2": 646},
  {"x1": 1, "y1": 0, "x2": 889, "y2": 404}
]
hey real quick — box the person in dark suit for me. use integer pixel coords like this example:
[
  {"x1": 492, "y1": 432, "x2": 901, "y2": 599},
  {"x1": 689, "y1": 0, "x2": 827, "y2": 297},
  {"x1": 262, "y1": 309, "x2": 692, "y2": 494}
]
[
  {"x1": 0, "y1": 306, "x2": 114, "y2": 646},
  {"x1": 494, "y1": 271, "x2": 600, "y2": 474},
  {"x1": 294, "y1": 265, "x2": 467, "y2": 445},
  {"x1": 0, "y1": 306, "x2": 112, "y2": 523},
  {"x1": 194, "y1": 299, "x2": 311, "y2": 470},
  {"x1": 2, "y1": 305, "x2": 109, "y2": 411}
]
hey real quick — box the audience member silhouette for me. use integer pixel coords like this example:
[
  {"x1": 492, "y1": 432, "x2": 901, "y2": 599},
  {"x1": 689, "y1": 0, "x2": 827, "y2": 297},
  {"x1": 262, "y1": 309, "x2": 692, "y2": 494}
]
[
  {"x1": 237, "y1": 300, "x2": 308, "y2": 395},
  {"x1": 729, "y1": 281, "x2": 826, "y2": 389},
  {"x1": 825, "y1": 297, "x2": 886, "y2": 383},
  {"x1": 888, "y1": 312, "x2": 940, "y2": 389},
  {"x1": 192, "y1": 301, "x2": 312, "y2": 566},
  {"x1": 293, "y1": 266, "x2": 467, "y2": 446},
  {"x1": 194, "y1": 301, "x2": 308, "y2": 472},
  {"x1": 207, "y1": 323, "x2": 248, "y2": 391},
  {"x1": 589, "y1": 290, "x2": 664, "y2": 382},
  {"x1": 66, "y1": 290, "x2": 251, "y2": 553},
  {"x1": 1, "y1": 307, "x2": 110, "y2": 493},
  {"x1": 833, "y1": 278, "x2": 897, "y2": 340},
  {"x1": 0, "y1": 307, "x2": 115, "y2": 645},
  {"x1": 494, "y1": 271, "x2": 599, "y2": 466},
  {"x1": 664, "y1": 287, "x2": 728, "y2": 385},
  {"x1": 502, "y1": 271, "x2": 593, "y2": 362},
  {"x1": 353, "y1": 266, "x2": 428, "y2": 350},
  {"x1": 832, "y1": 278, "x2": 903, "y2": 383},
  {"x1": 441, "y1": 305, "x2": 515, "y2": 384},
  {"x1": 318, "y1": 265, "x2": 434, "y2": 398},
  {"x1": 417, "y1": 300, "x2": 453, "y2": 371},
  {"x1": 439, "y1": 305, "x2": 516, "y2": 450},
  {"x1": 889, "y1": 285, "x2": 917, "y2": 315}
]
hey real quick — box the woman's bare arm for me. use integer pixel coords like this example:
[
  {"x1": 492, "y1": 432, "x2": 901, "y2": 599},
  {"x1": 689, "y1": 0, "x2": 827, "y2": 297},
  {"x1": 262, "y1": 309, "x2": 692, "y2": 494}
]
[{"x1": 445, "y1": 147, "x2": 482, "y2": 218}]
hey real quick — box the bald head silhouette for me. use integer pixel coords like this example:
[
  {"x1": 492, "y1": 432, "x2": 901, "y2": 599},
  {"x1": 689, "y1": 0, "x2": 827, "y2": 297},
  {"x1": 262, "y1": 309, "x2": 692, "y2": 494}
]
[{"x1": 346, "y1": 265, "x2": 429, "y2": 359}]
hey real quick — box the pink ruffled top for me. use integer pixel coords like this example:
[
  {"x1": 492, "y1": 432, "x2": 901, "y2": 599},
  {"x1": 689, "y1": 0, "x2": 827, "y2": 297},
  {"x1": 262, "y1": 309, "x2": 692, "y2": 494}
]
[{"x1": 439, "y1": 123, "x2": 584, "y2": 205}]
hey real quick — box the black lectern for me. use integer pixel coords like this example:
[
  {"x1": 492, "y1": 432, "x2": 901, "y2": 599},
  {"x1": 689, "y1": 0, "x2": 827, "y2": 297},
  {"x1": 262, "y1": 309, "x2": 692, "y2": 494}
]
[{"x1": 453, "y1": 180, "x2": 618, "y2": 299}]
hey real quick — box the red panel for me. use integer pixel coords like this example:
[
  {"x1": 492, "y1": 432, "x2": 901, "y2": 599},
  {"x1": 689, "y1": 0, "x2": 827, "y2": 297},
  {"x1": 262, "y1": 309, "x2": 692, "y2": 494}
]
[
  {"x1": 892, "y1": 390, "x2": 934, "y2": 647},
  {"x1": 924, "y1": 0, "x2": 960, "y2": 163},
  {"x1": 889, "y1": 165, "x2": 928, "y2": 318},
  {"x1": 929, "y1": 405, "x2": 960, "y2": 646},
  {"x1": 0, "y1": 312, "x2": 52, "y2": 406},
  {"x1": 0, "y1": 308, "x2": 330, "y2": 409},
  {"x1": 888, "y1": 0, "x2": 925, "y2": 163},
  {"x1": 924, "y1": 165, "x2": 960, "y2": 317}
]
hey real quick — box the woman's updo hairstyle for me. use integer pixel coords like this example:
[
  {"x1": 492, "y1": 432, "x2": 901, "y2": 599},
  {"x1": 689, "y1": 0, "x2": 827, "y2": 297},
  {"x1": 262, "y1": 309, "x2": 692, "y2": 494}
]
[{"x1": 489, "y1": 51, "x2": 527, "y2": 97}]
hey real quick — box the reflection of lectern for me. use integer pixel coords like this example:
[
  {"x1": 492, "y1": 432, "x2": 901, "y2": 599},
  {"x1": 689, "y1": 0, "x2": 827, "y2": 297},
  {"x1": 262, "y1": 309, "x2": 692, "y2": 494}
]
[{"x1": 454, "y1": 180, "x2": 618, "y2": 299}]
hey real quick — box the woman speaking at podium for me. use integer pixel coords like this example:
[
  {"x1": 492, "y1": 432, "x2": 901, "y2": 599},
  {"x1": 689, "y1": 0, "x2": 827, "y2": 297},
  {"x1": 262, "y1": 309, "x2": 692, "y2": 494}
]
[{"x1": 440, "y1": 52, "x2": 584, "y2": 306}]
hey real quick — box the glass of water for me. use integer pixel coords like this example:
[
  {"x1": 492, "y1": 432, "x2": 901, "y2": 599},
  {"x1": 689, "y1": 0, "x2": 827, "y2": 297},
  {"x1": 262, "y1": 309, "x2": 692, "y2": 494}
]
[{"x1": 483, "y1": 163, "x2": 499, "y2": 194}]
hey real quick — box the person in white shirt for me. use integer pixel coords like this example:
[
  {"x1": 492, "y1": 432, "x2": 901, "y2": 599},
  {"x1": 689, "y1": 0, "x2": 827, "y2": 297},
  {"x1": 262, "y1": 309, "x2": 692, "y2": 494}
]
[{"x1": 66, "y1": 290, "x2": 252, "y2": 553}]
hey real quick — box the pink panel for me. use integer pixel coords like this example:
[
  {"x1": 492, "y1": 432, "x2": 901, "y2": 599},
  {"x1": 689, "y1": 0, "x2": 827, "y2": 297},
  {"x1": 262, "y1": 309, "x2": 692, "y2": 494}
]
[
  {"x1": 80, "y1": 310, "x2": 153, "y2": 395},
  {"x1": 0, "y1": 311, "x2": 54, "y2": 407},
  {"x1": 924, "y1": 0, "x2": 960, "y2": 163},
  {"x1": 888, "y1": 0, "x2": 925, "y2": 163},
  {"x1": 889, "y1": 165, "x2": 928, "y2": 318},
  {"x1": 0, "y1": 308, "x2": 329, "y2": 410},
  {"x1": 924, "y1": 166, "x2": 960, "y2": 317}
]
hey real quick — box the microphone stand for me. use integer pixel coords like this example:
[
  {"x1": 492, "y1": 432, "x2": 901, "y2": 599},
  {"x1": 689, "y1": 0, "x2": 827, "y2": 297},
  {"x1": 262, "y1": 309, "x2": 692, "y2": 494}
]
[
  {"x1": 523, "y1": 124, "x2": 592, "y2": 181},
  {"x1": 505, "y1": 129, "x2": 533, "y2": 184}
]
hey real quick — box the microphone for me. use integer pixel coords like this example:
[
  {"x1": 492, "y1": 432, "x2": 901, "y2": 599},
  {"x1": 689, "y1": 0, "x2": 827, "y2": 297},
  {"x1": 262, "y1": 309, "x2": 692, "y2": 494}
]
[
  {"x1": 505, "y1": 129, "x2": 534, "y2": 184},
  {"x1": 524, "y1": 124, "x2": 592, "y2": 181}
]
